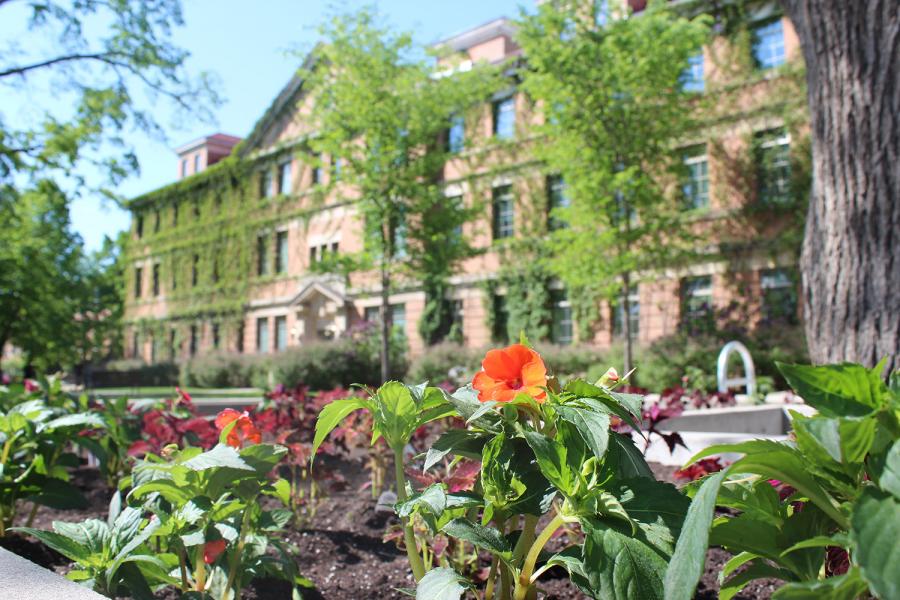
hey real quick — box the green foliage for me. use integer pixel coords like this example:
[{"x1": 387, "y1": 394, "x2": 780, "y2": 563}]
[
  {"x1": 0, "y1": 378, "x2": 103, "y2": 535},
  {"x1": 401, "y1": 360, "x2": 689, "y2": 599},
  {"x1": 407, "y1": 342, "x2": 480, "y2": 386},
  {"x1": 0, "y1": 0, "x2": 219, "y2": 194},
  {"x1": 300, "y1": 7, "x2": 501, "y2": 369},
  {"x1": 516, "y1": 1, "x2": 711, "y2": 354},
  {"x1": 666, "y1": 362, "x2": 900, "y2": 599},
  {"x1": 14, "y1": 493, "x2": 170, "y2": 599}
]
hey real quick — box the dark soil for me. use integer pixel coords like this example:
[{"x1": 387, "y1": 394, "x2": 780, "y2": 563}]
[{"x1": 0, "y1": 461, "x2": 783, "y2": 599}]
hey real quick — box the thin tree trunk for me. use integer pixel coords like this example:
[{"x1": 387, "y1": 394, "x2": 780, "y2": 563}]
[
  {"x1": 780, "y1": 0, "x2": 899, "y2": 373},
  {"x1": 621, "y1": 272, "x2": 634, "y2": 377}
]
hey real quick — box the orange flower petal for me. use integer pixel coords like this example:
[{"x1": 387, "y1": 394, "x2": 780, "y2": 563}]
[
  {"x1": 214, "y1": 409, "x2": 240, "y2": 430},
  {"x1": 521, "y1": 359, "x2": 547, "y2": 388},
  {"x1": 481, "y1": 348, "x2": 521, "y2": 381}
]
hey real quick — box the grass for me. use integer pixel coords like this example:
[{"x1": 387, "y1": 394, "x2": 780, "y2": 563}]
[{"x1": 90, "y1": 386, "x2": 262, "y2": 398}]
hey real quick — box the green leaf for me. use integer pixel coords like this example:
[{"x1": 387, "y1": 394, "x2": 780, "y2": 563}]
[
  {"x1": 523, "y1": 430, "x2": 572, "y2": 494},
  {"x1": 689, "y1": 440, "x2": 847, "y2": 527},
  {"x1": 555, "y1": 405, "x2": 610, "y2": 460},
  {"x1": 27, "y1": 477, "x2": 89, "y2": 510},
  {"x1": 464, "y1": 400, "x2": 499, "y2": 425},
  {"x1": 850, "y1": 487, "x2": 900, "y2": 600},
  {"x1": 43, "y1": 413, "x2": 105, "y2": 431},
  {"x1": 792, "y1": 412, "x2": 876, "y2": 465},
  {"x1": 130, "y1": 480, "x2": 192, "y2": 504},
  {"x1": 441, "y1": 518, "x2": 511, "y2": 558},
  {"x1": 446, "y1": 386, "x2": 501, "y2": 430},
  {"x1": 544, "y1": 547, "x2": 593, "y2": 596},
  {"x1": 395, "y1": 484, "x2": 447, "y2": 519},
  {"x1": 664, "y1": 470, "x2": 727, "y2": 600},
  {"x1": 182, "y1": 444, "x2": 254, "y2": 472},
  {"x1": 269, "y1": 478, "x2": 291, "y2": 505},
  {"x1": 311, "y1": 397, "x2": 370, "y2": 459},
  {"x1": 606, "y1": 432, "x2": 654, "y2": 480},
  {"x1": 416, "y1": 567, "x2": 471, "y2": 600},
  {"x1": 781, "y1": 533, "x2": 850, "y2": 556},
  {"x1": 374, "y1": 381, "x2": 418, "y2": 449},
  {"x1": 581, "y1": 517, "x2": 668, "y2": 600},
  {"x1": 11, "y1": 528, "x2": 91, "y2": 562},
  {"x1": 424, "y1": 428, "x2": 489, "y2": 471},
  {"x1": 778, "y1": 362, "x2": 885, "y2": 417},
  {"x1": 871, "y1": 439, "x2": 900, "y2": 499},
  {"x1": 771, "y1": 568, "x2": 867, "y2": 600}
]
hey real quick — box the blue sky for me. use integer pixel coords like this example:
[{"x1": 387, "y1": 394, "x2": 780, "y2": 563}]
[{"x1": 26, "y1": 0, "x2": 527, "y2": 250}]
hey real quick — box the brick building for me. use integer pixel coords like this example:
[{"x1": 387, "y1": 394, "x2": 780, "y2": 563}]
[{"x1": 124, "y1": 2, "x2": 806, "y2": 363}]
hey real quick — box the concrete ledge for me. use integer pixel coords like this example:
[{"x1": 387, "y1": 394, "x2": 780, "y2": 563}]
[
  {"x1": 656, "y1": 403, "x2": 816, "y2": 436},
  {"x1": 0, "y1": 547, "x2": 106, "y2": 599},
  {"x1": 644, "y1": 431, "x2": 790, "y2": 466}
]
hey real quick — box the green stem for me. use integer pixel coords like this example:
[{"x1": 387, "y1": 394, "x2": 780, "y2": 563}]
[
  {"x1": 484, "y1": 555, "x2": 498, "y2": 600},
  {"x1": 177, "y1": 545, "x2": 189, "y2": 591},
  {"x1": 394, "y1": 447, "x2": 426, "y2": 581},
  {"x1": 511, "y1": 515, "x2": 538, "y2": 566},
  {"x1": 513, "y1": 513, "x2": 568, "y2": 600},
  {"x1": 24, "y1": 502, "x2": 39, "y2": 527},
  {"x1": 224, "y1": 500, "x2": 254, "y2": 596}
]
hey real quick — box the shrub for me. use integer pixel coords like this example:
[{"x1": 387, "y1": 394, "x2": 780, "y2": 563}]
[
  {"x1": 407, "y1": 342, "x2": 480, "y2": 386},
  {"x1": 179, "y1": 351, "x2": 257, "y2": 388},
  {"x1": 89, "y1": 359, "x2": 179, "y2": 388}
]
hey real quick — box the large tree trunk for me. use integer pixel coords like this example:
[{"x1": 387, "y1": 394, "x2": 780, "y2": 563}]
[{"x1": 781, "y1": 0, "x2": 899, "y2": 373}]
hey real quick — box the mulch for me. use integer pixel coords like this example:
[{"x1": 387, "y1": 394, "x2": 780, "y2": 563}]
[{"x1": 0, "y1": 460, "x2": 782, "y2": 599}]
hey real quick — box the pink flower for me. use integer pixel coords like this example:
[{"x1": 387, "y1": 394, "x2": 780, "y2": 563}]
[
  {"x1": 24, "y1": 379, "x2": 39, "y2": 393},
  {"x1": 203, "y1": 539, "x2": 227, "y2": 564}
]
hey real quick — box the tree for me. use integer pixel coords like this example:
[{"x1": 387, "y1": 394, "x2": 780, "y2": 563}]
[
  {"x1": 779, "y1": 0, "x2": 899, "y2": 372},
  {"x1": 0, "y1": 181, "x2": 84, "y2": 373},
  {"x1": 74, "y1": 233, "x2": 126, "y2": 371},
  {"x1": 516, "y1": 0, "x2": 710, "y2": 374},
  {"x1": 301, "y1": 9, "x2": 500, "y2": 381},
  {"x1": 0, "y1": 0, "x2": 219, "y2": 196}
]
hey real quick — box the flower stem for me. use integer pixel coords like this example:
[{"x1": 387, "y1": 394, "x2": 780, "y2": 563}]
[
  {"x1": 394, "y1": 447, "x2": 426, "y2": 581},
  {"x1": 513, "y1": 513, "x2": 567, "y2": 600}
]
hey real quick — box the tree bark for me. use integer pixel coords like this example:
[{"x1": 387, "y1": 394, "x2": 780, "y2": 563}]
[{"x1": 781, "y1": 0, "x2": 899, "y2": 373}]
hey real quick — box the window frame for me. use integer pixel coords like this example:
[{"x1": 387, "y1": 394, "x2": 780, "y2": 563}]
[
  {"x1": 256, "y1": 317, "x2": 269, "y2": 354},
  {"x1": 550, "y1": 289, "x2": 574, "y2": 346},
  {"x1": 492, "y1": 96, "x2": 516, "y2": 140},
  {"x1": 752, "y1": 18, "x2": 786, "y2": 70},
  {"x1": 275, "y1": 230, "x2": 289, "y2": 274},
  {"x1": 682, "y1": 146, "x2": 710, "y2": 210},
  {"x1": 756, "y1": 128, "x2": 792, "y2": 205},
  {"x1": 274, "y1": 315, "x2": 288, "y2": 351},
  {"x1": 278, "y1": 160, "x2": 292, "y2": 195},
  {"x1": 492, "y1": 185, "x2": 515, "y2": 240}
]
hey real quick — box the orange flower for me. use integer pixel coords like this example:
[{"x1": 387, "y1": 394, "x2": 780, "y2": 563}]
[
  {"x1": 203, "y1": 538, "x2": 227, "y2": 564},
  {"x1": 214, "y1": 409, "x2": 262, "y2": 448},
  {"x1": 472, "y1": 344, "x2": 547, "y2": 403}
]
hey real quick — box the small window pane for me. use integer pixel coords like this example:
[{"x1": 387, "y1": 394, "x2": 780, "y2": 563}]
[
  {"x1": 391, "y1": 304, "x2": 406, "y2": 333},
  {"x1": 152, "y1": 264, "x2": 160, "y2": 296},
  {"x1": 753, "y1": 19, "x2": 785, "y2": 69},
  {"x1": 613, "y1": 290, "x2": 640, "y2": 340},
  {"x1": 134, "y1": 267, "x2": 142, "y2": 298},
  {"x1": 760, "y1": 268, "x2": 798, "y2": 325},
  {"x1": 275, "y1": 231, "x2": 288, "y2": 273},
  {"x1": 493, "y1": 97, "x2": 516, "y2": 140},
  {"x1": 756, "y1": 129, "x2": 791, "y2": 204},
  {"x1": 260, "y1": 169, "x2": 273, "y2": 198},
  {"x1": 256, "y1": 318, "x2": 269, "y2": 354},
  {"x1": 681, "y1": 276, "x2": 713, "y2": 332},
  {"x1": 448, "y1": 115, "x2": 465, "y2": 153},
  {"x1": 278, "y1": 161, "x2": 292, "y2": 194},
  {"x1": 547, "y1": 175, "x2": 570, "y2": 230},
  {"x1": 681, "y1": 53, "x2": 704, "y2": 92},
  {"x1": 683, "y1": 148, "x2": 709, "y2": 210},
  {"x1": 257, "y1": 234, "x2": 269, "y2": 276},
  {"x1": 492, "y1": 185, "x2": 515, "y2": 239},
  {"x1": 364, "y1": 306, "x2": 379, "y2": 323},
  {"x1": 275, "y1": 316, "x2": 287, "y2": 351},
  {"x1": 550, "y1": 289, "x2": 573, "y2": 345}
]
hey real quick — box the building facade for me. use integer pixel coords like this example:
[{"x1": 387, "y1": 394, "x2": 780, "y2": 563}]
[{"x1": 124, "y1": 2, "x2": 807, "y2": 363}]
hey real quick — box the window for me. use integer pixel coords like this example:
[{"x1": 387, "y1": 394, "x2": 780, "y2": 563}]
[
  {"x1": 681, "y1": 53, "x2": 704, "y2": 92},
  {"x1": 180, "y1": 159, "x2": 188, "y2": 178},
  {"x1": 236, "y1": 323, "x2": 244, "y2": 354},
  {"x1": 275, "y1": 231, "x2": 288, "y2": 273},
  {"x1": 391, "y1": 304, "x2": 406, "y2": 333},
  {"x1": 152, "y1": 264, "x2": 160, "y2": 297},
  {"x1": 448, "y1": 115, "x2": 465, "y2": 153},
  {"x1": 761, "y1": 268, "x2": 798, "y2": 325},
  {"x1": 392, "y1": 212, "x2": 408, "y2": 258},
  {"x1": 447, "y1": 195, "x2": 464, "y2": 238},
  {"x1": 212, "y1": 323, "x2": 220, "y2": 350},
  {"x1": 171, "y1": 265, "x2": 177, "y2": 291},
  {"x1": 189, "y1": 325, "x2": 198, "y2": 357},
  {"x1": 683, "y1": 147, "x2": 710, "y2": 210},
  {"x1": 492, "y1": 294, "x2": 509, "y2": 342},
  {"x1": 172, "y1": 203, "x2": 179, "y2": 227},
  {"x1": 312, "y1": 154, "x2": 323, "y2": 185},
  {"x1": 613, "y1": 289, "x2": 640, "y2": 340},
  {"x1": 752, "y1": 19, "x2": 785, "y2": 69},
  {"x1": 756, "y1": 129, "x2": 791, "y2": 204},
  {"x1": 309, "y1": 246, "x2": 318, "y2": 265},
  {"x1": 332, "y1": 157, "x2": 342, "y2": 181},
  {"x1": 257, "y1": 234, "x2": 269, "y2": 276},
  {"x1": 275, "y1": 316, "x2": 288, "y2": 351},
  {"x1": 213, "y1": 195, "x2": 222, "y2": 214},
  {"x1": 278, "y1": 160, "x2": 292, "y2": 194},
  {"x1": 191, "y1": 254, "x2": 199, "y2": 287},
  {"x1": 493, "y1": 96, "x2": 515, "y2": 140},
  {"x1": 168, "y1": 329, "x2": 176, "y2": 360},
  {"x1": 212, "y1": 257, "x2": 219, "y2": 284},
  {"x1": 681, "y1": 275, "x2": 713, "y2": 331},
  {"x1": 364, "y1": 306, "x2": 379, "y2": 323},
  {"x1": 331, "y1": 241, "x2": 339, "y2": 254},
  {"x1": 132, "y1": 331, "x2": 140, "y2": 359},
  {"x1": 492, "y1": 185, "x2": 515, "y2": 240},
  {"x1": 547, "y1": 175, "x2": 570, "y2": 230},
  {"x1": 135, "y1": 215, "x2": 144, "y2": 239},
  {"x1": 256, "y1": 317, "x2": 269, "y2": 354},
  {"x1": 134, "y1": 267, "x2": 142, "y2": 298},
  {"x1": 192, "y1": 201, "x2": 200, "y2": 219},
  {"x1": 260, "y1": 169, "x2": 273, "y2": 198},
  {"x1": 193, "y1": 154, "x2": 201, "y2": 174},
  {"x1": 153, "y1": 210, "x2": 161, "y2": 233},
  {"x1": 550, "y1": 289, "x2": 573, "y2": 345},
  {"x1": 151, "y1": 335, "x2": 160, "y2": 364}
]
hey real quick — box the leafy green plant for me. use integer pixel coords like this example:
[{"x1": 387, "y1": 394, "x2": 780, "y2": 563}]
[
  {"x1": 75, "y1": 395, "x2": 143, "y2": 488},
  {"x1": 666, "y1": 361, "x2": 899, "y2": 599},
  {"x1": 0, "y1": 390, "x2": 104, "y2": 535},
  {"x1": 129, "y1": 409, "x2": 307, "y2": 599},
  {"x1": 13, "y1": 492, "x2": 172, "y2": 599},
  {"x1": 313, "y1": 380, "x2": 456, "y2": 581}
]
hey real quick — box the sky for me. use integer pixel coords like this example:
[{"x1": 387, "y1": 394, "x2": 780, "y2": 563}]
[{"x1": 9, "y1": 0, "x2": 528, "y2": 251}]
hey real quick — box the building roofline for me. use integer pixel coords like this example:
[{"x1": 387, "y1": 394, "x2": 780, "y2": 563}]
[
  {"x1": 174, "y1": 133, "x2": 242, "y2": 155},
  {"x1": 432, "y1": 17, "x2": 516, "y2": 52}
]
